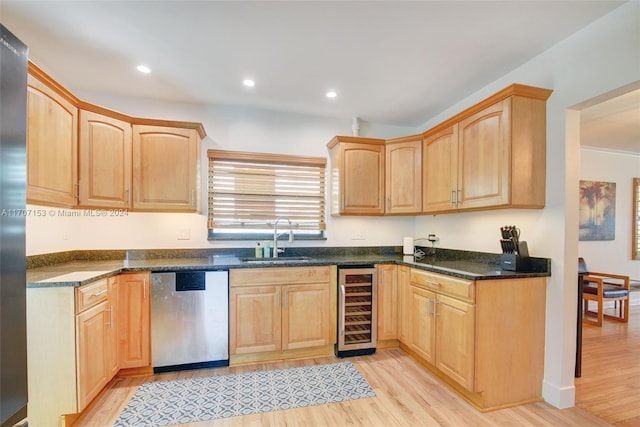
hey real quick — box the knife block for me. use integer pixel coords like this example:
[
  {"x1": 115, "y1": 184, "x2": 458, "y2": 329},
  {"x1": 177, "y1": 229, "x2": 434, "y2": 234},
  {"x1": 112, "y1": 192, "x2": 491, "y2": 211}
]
[{"x1": 500, "y1": 253, "x2": 531, "y2": 272}]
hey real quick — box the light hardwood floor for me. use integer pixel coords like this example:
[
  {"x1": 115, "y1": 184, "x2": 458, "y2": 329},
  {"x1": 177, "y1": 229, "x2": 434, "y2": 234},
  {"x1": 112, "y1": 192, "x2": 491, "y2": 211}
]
[
  {"x1": 75, "y1": 326, "x2": 634, "y2": 427},
  {"x1": 575, "y1": 304, "x2": 640, "y2": 426}
]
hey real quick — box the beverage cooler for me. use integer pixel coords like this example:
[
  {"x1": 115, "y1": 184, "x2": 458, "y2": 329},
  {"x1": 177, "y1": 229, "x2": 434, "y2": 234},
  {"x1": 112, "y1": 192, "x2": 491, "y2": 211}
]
[{"x1": 336, "y1": 266, "x2": 377, "y2": 357}]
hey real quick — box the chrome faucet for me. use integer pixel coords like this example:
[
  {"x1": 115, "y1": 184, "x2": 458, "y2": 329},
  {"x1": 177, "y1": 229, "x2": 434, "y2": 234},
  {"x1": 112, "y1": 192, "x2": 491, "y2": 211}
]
[{"x1": 273, "y1": 216, "x2": 294, "y2": 258}]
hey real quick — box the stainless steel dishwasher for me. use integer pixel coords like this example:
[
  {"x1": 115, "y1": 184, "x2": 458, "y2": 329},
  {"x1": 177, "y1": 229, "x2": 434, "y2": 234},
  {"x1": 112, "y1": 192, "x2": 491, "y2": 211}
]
[{"x1": 151, "y1": 271, "x2": 229, "y2": 373}]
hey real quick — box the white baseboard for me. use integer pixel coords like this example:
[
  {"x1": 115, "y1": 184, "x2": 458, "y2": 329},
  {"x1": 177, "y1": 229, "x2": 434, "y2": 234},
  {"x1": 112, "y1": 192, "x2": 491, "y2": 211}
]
[{"x1": 542, "y1": 379, "x2": 575, "y2": 409}]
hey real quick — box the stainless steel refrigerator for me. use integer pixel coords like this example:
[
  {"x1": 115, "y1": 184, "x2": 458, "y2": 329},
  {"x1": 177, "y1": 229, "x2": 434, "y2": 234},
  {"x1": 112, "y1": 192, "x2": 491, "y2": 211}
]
[{"x1": 0, "y1": 23, "x2": 28, "y2": 427}]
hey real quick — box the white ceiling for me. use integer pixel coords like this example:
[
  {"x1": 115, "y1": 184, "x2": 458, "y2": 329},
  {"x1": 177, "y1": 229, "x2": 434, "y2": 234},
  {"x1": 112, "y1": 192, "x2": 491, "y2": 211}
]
[{"x1": 2, "y1": 1, "x2": 637, "y2": 153}]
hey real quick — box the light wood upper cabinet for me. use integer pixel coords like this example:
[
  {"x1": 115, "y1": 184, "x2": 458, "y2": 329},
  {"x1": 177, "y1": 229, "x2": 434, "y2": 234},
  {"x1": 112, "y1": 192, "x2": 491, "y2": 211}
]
[
  {"x1": 457, "y1": 99, "x2": 510, "y2": 210},
  {"x1": 79, "y1": 111, "x2": 132, "y2": 208},
  {"x1": 118, "y1": 272, "x2": 151, "y2": 369},
  {"x1": 328, "y1": 136, "x2": 386, "y2": 215},
  {"x1": 376, "y1": 264, "x2": 398, "y2": 342},
  {"x1": 422, "y1": 85, "x2": 551, "y2": 214},
  {"x1": 423, "y1": 125, "x2": 458, "y2": 212},
  {"x1": 27, "y1": 73, "x2": 78, "y2": 207},
  {"x1": 132, "y1": 125, "x2": 200, "y2": 212},
  {"x1": 385, "y1": 138, "x2": 422, "y2": 214},
  {"x1": 26, "y1": 62, "x2": 206, "y2": 212}
]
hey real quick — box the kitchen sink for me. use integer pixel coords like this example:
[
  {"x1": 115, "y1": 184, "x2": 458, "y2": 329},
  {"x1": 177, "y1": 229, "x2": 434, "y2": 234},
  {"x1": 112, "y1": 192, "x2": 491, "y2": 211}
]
[{"x1": 242, "y1": 256, "x2": 311, "y2": 264}]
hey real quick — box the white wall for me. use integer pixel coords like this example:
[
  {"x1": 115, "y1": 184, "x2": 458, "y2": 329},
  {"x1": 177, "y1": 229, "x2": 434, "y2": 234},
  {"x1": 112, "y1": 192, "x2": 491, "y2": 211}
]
[
  {"x1": 579, "y1": 148, "x2": 639, "y2": 277},
  {"x1": 414, "y1": 1, "x2": 639, "y2": 409},
  {"x1": 579, "y1": 147, "x2": 640, "y2": 303},
  {"x1": 24, "y1": 0, "x2": 640, "y2": 410},
  {"x1": 26, "y1": 102, "x2": 417, "y2": 255}
]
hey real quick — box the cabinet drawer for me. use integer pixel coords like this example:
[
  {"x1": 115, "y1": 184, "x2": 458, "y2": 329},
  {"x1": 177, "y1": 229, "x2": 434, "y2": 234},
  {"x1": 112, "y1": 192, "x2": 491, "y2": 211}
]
[
  {"x1": 76, "y1": 279, "x2": 108, "y2": 313},
  {"x1": 411, "y1": 269, "x2": 474, "y2": 302},
  {"x1": 230, "y1": 266, "x2": 330, "y2": 287}
]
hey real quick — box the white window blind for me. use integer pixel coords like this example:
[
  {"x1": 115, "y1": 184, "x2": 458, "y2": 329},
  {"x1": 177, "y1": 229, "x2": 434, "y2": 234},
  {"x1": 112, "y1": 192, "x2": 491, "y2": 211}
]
[{"x1": 208, "y1": 150, "x2": 326, "y2": 233}]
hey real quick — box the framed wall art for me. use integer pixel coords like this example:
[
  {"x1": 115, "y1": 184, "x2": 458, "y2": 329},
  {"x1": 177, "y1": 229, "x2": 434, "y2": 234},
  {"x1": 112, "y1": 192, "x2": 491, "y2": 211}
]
[{"x1": 579, "y1": 180, "x2": 616, "y2": 241}]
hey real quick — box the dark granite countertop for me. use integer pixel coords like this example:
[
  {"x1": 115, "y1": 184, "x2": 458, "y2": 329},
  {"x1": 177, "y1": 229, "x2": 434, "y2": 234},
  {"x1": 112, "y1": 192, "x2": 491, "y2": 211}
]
[{"x1": 26, "y1": 247, "x2": 550, "y2": 288}]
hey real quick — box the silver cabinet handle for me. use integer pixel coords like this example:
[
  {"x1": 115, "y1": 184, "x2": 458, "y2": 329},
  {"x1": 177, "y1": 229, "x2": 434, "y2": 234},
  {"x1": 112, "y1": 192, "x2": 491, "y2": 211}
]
[
  {"x1": 457, "y1": 189, "x2": 462, "y2": 206},
  {"x1": 75, "y1": 182, "x2": 80, "y2": 202},
  {"x1": 451, "y1": 190, "x2": 456, "y2": 207},
  {"x1": 283, "y1": 289, "x2": 288, "y2": 308},
  {"x1": 276, "y1": 288, "x2": 281, "y2": 309},
  {"x1": 426, "y1": 280, "x2": 441, "y2": 287},
  {"x1": 433, "y1": 300, "x2": 439, "y2": 318},
  {"x1": 92, "y1": 289, "x2": 108, "y2": 297},
  {"x1": 143, "y1": 279, "x2": 147, "y2": 299},
  {"x1": 126, "y1": 188, "x2": 131, "y2": 206},
  {"x1": 427, "y1": 297, "x2": 432, "y2": 317}
]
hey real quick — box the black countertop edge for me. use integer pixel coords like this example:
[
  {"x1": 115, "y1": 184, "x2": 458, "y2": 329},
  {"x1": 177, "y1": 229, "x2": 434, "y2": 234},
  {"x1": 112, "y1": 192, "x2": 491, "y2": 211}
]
[{"x1": 27, "y1": 249, "x2": 551, "y2": 288}]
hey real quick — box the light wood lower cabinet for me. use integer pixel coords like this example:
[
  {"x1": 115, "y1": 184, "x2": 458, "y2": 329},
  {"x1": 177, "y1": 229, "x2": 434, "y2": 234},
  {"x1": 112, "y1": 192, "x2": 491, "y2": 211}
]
[
  {"x1": 229, "y1": 266, "x2": 335, "y2": 362},
  {"x1": 376, "y1": 264, "x2": 398, "y2": 343},
  {"x1": 27, "y1": 272, "x2": 150, "y2": 425},
  {"x1": 400, "y1": 267, "x2": 546, "y2": 411},
  {"x1": 117, "y1": 272, "x2": 151, "y2": 369},
  {"x1": 76, "y1": 300, "x2": 108, "y2": 410}
]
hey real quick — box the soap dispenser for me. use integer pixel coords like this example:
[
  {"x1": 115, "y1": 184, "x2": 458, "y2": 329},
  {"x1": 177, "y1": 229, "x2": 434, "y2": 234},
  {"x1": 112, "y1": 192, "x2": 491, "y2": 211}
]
[{"x1": 255, "y1": 242, "x2": 262, "y2": 258}]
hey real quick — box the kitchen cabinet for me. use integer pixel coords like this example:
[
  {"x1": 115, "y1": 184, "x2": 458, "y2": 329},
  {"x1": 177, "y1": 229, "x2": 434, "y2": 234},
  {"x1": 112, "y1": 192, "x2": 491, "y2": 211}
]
[
  {"x1": 106, "y1": 276, "x2": 119, "y2": 378},
  {"x1": 327, "y1": 136, "x2": 386, "y2": 215},
  {"x1": 118, "y1": 272, "x2": 151, "y2": 369},
  {"x1": 376, "y1": 264, "x2": 398, "y2": 344},
  {"x1": 27, "y1": 276, "x2": 117, "y2": 425},
  {"x1": 78, "y1": 111, "x2": 132, "y2": 208},
  {"x1": 398, "y1": 265, "x2": 412, "y2": 345},
  {"x1": 132, "y1": 125, "x2": 200, "y2": 212},
  {"x1": 26, "y1": 70, "x2": 78, "y2": 207},
  {"x1": 403, "y1": 267, "x2": 546, "y2": 411},
  {"x1": 26, "y1": 62, "x2": 206, "y2": 212},
  {"x1": 422, "y1": 85, "x2": 552, "y2": 213},
  {"x1": 385, "y1": 137, "x2": 422, "y2": 214},
  {"x1": 229, "y1": 266, "x2": 335, "y2": 362}
]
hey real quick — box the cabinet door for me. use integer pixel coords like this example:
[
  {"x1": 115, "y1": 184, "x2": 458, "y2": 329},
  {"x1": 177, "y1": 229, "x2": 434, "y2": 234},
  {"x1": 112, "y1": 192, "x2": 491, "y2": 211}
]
[
  {"x1": 377, "y1": 264, "x2": 398, "y2": 341},
  {"x1": 282, "y1": 283, "x2": 330, "y2": 350},
  {"x1": 385, "y1": 140, "x2": 422, "y2": 214},
  {"x1": 27, "y1": 74, "x2": 78, "y2": 207},
  {"x1": 79, "y1": 111, "x2": 132, "y2": 208},
  {"x1": 340, "y1": 142, "x2": 385, "y2": 214},
  {"x1": 132, "y1": 125, "x2": 199, "y2": 211},
  {"x1": 409, "y1": 285, "x2": 436, "y2": 364},
  {"x1": 106, "y1": 276, "x2": 119, "y2": 379},
  {"x1": 76, "y1": 301, "x2": 108, "y2": 411},
  {"x1": 398, "y1": 266, "x2": 412, "y2": 345},
  {"x1": 423, "y1": 125, "x2": 458, "y2": 213},
  {"x1": 230, "y1": 286, "x2": 281, "y2": 354},
  {"x1": 118, "y1": 272, "x2": 150, "y2": 369},
  {"x1": 457, "y1": 98, "x2": 511, "y2": 209},
  {"x1": 435, "y1": 294, "x2": 475, "y2": 390}
]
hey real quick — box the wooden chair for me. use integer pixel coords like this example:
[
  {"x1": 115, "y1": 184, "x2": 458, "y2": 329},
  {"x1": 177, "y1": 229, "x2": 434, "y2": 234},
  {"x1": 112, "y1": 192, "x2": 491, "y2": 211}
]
[{"x1": 579, "y1": 257, "x2": 630, "y2": 326}]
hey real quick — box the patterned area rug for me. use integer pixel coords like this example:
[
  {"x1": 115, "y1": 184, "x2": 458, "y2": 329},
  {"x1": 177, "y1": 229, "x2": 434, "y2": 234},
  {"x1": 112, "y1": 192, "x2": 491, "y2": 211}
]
[{"x1": 114, "y1": 361, "x2": 375, "y2": 426}]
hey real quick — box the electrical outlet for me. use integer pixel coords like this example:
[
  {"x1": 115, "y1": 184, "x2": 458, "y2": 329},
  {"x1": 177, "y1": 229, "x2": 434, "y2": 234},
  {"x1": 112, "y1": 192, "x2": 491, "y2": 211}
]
[
  {"x1": 177, "y1": 229, "x2": 191, "y2": 240},
  {"x1": 351, "y1": 230, "x2": 365, "y2": 240},
  {"x1": 428, "y1": 234, "x2": 437, "y2": 243}
]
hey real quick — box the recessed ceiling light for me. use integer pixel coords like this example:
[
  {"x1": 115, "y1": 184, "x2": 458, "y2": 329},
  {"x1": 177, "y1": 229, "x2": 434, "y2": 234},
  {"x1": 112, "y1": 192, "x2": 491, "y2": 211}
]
[
  {"x1": 326, "y1": 90, "x2": 337, "y2": 99},
  {"x1": 243, "y1": 79, "x2": 255, "y2": 87},
  {"x1": 137, "y1": 65, "x2": 151, "y2": 74}
]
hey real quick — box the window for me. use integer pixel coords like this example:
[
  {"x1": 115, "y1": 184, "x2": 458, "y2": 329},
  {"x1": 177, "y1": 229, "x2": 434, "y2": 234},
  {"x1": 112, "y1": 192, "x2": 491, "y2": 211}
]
[
  {"x1": 208, "y1": 150, "x2": 327, "y2": 240},
  {"x1": 633, "y1": 177, "x2": 640, "y2": 260}
]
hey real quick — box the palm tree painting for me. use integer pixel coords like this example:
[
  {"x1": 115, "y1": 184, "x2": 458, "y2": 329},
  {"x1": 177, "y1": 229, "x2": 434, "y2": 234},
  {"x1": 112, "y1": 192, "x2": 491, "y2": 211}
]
[{"x1": 579, "y1": 180, "x2": 616, "y2": 241}]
